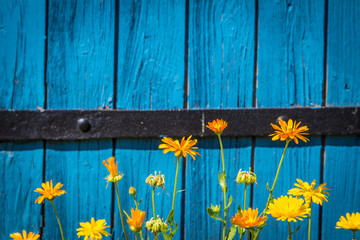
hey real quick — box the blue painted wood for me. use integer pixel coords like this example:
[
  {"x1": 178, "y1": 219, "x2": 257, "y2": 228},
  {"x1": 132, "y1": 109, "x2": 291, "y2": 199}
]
[
  {"x1": 327, "y1": 0, "x2": 360, "y2": 106},
  {"x1": 43, "y1": 141, "x2": 113, "y2": 240},
  {"x1": 322, "y1": 137, "x2": 360, "y2": 239},
  {"x1": 114, "y1": 138, "x2": 183, "y2": 240},
  {"x1": 185, "y1": 137, "x2": 252, "y2": 239},
  {"x1": 46, "y1": 0, "x2": 115, "y2": 109},
  {"x1": 253, "y1": 138, "x2": 321, "y2": 239},
  {"x1": 256, "y1": 0, "x2": 324, "y2": 107},
  {"x1": 188, "y1": 0, "x2": 255, "y2": 109},
  {"x1": 117, "y1": 0, "x2": 185, "y2": 109},
  {"x1": 0, "y1": 0, "x2": 45, "y2": 109},
  {"x1": 0, "y1": 142, "x2": 43, "y2": 239}
]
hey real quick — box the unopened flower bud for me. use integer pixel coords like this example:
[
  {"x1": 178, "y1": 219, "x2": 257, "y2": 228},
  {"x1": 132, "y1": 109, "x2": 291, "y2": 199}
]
[
  {"x1": 129, "y1": 187, "x2": 137, "y2": 196},
  {"x1": 236, "y1": 168, "x2": 257, "y2": 186},
  {"x1": 211, "y1": 204, "x2": 220, "y2": 214}
]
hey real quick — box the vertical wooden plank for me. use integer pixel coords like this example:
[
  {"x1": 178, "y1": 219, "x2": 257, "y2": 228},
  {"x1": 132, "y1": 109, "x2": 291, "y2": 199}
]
[
  {"x1": 46, "y1": 0, "x2": 115, "y2": 109},
  {"x1": 0, "y1": 0, "x2": 45, "y2": 109},
  {"x1": 253, "y1": 138, "x2": 321, "y2": 239},
  {"x1": 327, "y1": 0, "x2": 360, "y2": 106},
  {"x1": 43, "y1": 141, "x2": 113, "y2": 240},
  {"x1": 117, "y1": 0, "x2": 185, "y2": 109},
  {"x1": 0, "y1": 142, "x2": 43, "y2": 239},
  {"x1": 256, "y1": 0, "x2": 324, "y2": 107},
  {"x1": 44, "y1": 1, "x2": 115, "y2": 239},
  {"x1": 114, "y1": 139, "x2": 183, "y2": 240},
  {"x1": 188, "y1": 0, "x2": 255, "y2": 109},
  {"x1": 322, "y1": 137, "x2": 360, "y2": 239},
  {"x1": 0, "y1": 1, "x2": 45, "y2": 237},
  {"x1": 185, "y1": 137, "x2": 252, "y2": 239}
]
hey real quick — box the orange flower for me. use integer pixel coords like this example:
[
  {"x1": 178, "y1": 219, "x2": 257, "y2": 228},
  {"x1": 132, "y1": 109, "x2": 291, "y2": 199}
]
[
  {"x1": 34, "y1": 180, "x2": 66, "y2": 204},
  {"x1": 269, "y1": 118, "x2": 309, "y2": 144},
  {"x1": 124, "y1": 208, "x2": 146, "y2": 232},
  {"x1": 231, "y1": 208, "x2": 267, "y2": 229},
  {"x1": 103, "y1": 156, "x2": 123, "y2": 183},
  {"x1": 206, "y1": 119, "x2": 228, "y2": 134},
  {"x1": 10, "y1": 230, "x2": 40, "y2": 240},
  {"x1": 159, "y1": 135, "x2": 200, "y2": 160}
]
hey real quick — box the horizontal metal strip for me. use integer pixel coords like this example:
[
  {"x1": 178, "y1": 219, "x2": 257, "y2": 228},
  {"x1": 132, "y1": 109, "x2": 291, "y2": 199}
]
[{"x1": 0, "y1": 107, "x2": 359, "y2": 140}]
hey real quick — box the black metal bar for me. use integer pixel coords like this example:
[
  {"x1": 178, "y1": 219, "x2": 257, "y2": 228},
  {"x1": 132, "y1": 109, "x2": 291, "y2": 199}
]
[{"x1": 0, "y1": 107, "x2": 359, "y2": 140}]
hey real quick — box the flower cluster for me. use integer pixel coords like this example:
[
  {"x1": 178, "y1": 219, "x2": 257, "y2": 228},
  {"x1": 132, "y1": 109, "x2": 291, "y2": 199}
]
[
  {"x1": 145, "y1": 217, "x2": 169, "y2": 235},
  {"x1": 145, "y1": 171, "x2": 165, "y2": 188}
]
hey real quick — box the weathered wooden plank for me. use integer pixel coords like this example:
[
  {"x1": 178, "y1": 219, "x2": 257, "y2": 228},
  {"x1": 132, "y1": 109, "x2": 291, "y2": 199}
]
[
  {"x1": 185, "y1": 137, "x2": 252, "y2": 239},
  {"x1": 117, "y1": 0, "x2": 185, "y2": 109},
  {"x1": 46, "y1": 0, "x2": 115, "y2": 109},
  {"x1": 253, "y1": 137, "x2": 321, "y2": 239},
  {"x1": 257, "y1": 0, "x2": 324, "y2": 107},
  {"x1": 327, "y1": 0, "x2": 360, "y2": 106},
  {"x1": 322, "y1": 137, "x2": 360, "y2": 239},
  {"x1": 114, "y1": 138, "x2": 183, "y2": 240},
  {"x1": 0, "y1": 142, "x2": 43, "y2": 239},
  {"x1": 43, "y1": 140, "x2": 113, "y2": 240},
  {"x1": 0, "y1": 0, "x2": 45, "y2": 109},
  {"x1": 188, "y1": 0, "x2": 255, "y2": 108}
]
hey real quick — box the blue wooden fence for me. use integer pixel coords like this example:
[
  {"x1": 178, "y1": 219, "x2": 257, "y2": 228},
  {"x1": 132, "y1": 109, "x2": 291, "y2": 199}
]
[{"x1": 1, "y1": 0, "x2": 359, "y2": 239}]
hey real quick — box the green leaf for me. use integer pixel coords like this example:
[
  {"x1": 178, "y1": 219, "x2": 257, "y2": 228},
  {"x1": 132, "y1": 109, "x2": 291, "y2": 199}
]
[
  {"x1": 237, "y1": 204, "x2": 242, "y2": 214},
  {"x1": 170, "y1": 221, "x2": 179, "y2": 236},
  {"x1": 248, "y1": 227, "x2": 256, "y2": 236},
  {"x1": 162, "y1": 232, "x2": 170, "y2": 240},
  {"x1": 292, "y1": 224, "x2": 301, "y2": 234},
  {"x1": 238, "y1": 227, "x2": 245, "y2": 239},
  {"x1": 138, "y1": 199, "x2": 142, "y2": 205},
  {"x1": 219, "y1": 171, "x2": 226, "y2": 189},
  {"x1": 177, "y1": 189, "x2": 186, "y2": 193},
  {"x1": 166, "y1": 209, "x2": 174, "y2": 225},
  {"x1": 225, "y1": 195, "x2": 233, "y2": 210},
  {"x1": 207, "y1": 207, "x2": 221, "y2": 221},
  {"x1": 266, "y1": 182, "x2": 270, "y2": 192},
  {"x1": 225, "y1": 225, "x2": 237, "y2": 240}
]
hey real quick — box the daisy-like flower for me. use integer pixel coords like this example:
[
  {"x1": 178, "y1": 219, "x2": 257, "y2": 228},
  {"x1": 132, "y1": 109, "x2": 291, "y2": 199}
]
[
  {"x1": 267, "y1": 195, "x2": 310, "y2": 222},
  {"x1": 159, "y1": 135, "x2": 201, "y2": 160},
  {"x1": 76, "y1": 218, "x2": 111, "y2": 240},
  {"x1": 34, "y1": 180, "x2": 66, "y2": 204},
  {"x1": 103, "y1": 156, "x2": 123, "y2": 183},
  {"x1": 231, "y1": 208, "x2": 267, "y2": 229},
  {"x1": 269, "y1": 118, "x2": 309, "y2": 144},
  {"x1": 124, "y1": 208, "x2": 146, "y2": 232},
  {"x1": 336, "y1": 212, "x2": 360, "y2": 232},
  {"x1": 288, "y1": 179, "x2": 331, "y2": 206},
  {"x1": 206, "y1": 119, "x2": 228, "y2": 134},
  {"x1": 10, "y1": 230, "x2": 40, "y2": 240}
]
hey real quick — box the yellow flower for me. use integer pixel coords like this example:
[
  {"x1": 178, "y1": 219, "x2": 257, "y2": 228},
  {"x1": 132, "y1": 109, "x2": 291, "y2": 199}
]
[
  {"x1": 336, "y1": 212, "x2": 360, "y2": 232},
  {"x1": 76, "y1": 218, "x2": 111, "y2": 240},
  {"x1": 267, "y1": 195, "x2": 310, "y2": 222},
  {"x1": 269, "y1": 118, "x2": 309, "y2": 144},
  {"x1": 124, "y1": 208, "x2": 146, "y2": 232},
  {"x1": 231, "y1": 208, "x2": 267, "y2": 229},
  {"x1": 206, "y1": 119, "x2": 228, "y2": 134},
  {"x1": 103, "y1": 156, "x2": 123, "y2": 183},
  {"x1": 288, "y1": 179, "x2": 330, "y2": 206},
  {"x1": 10, "y1": 230, "x2": 40, "y2": 240},
  {"x1": 159, "y1": 135, "x2": 201, "y2": 160},
  {"x1": 34, "y1": 180, "x2": 66, "y2": 204}
]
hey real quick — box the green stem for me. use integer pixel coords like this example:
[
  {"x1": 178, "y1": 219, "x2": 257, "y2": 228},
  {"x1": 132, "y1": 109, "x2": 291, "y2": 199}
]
[
  {"x1": 152, "y1": 186, "x2": 156, "y2": 218},
  {"x1": 288, "y1": 221, "x2": 292, "y2": 240},
  {"x1": 262, "y1": 140, "x2": 290, "y2": 215},
  {"x1": 170, "y1": 156, "x2": 181, "y2": 231},
  {"x1": 244, "y1": 184, "x2": 248, "y2": 210},
  {"x1": 308, "y1": 202, "x2": 312, "y2": 240},
  {"x1": 135, "y1": 232, "x2": 138, "y2": 240},
  {"x1": 133, "y1": 195, "x2": 139, "y2": 210},
  {"x1": 247, "y1": 230, "x2": 250, "y2": 240},
  {"x1": 217, "y1": 134, "x2": 227, "y2": 240},
  {"x1": 352, "y1": 230, "x2": 356, "y2": 240},
  {"x1": 115, "y1": 182, "x2": 129, "y2": 240},
  {"x1": 139, "y1": 230, "x2": 144, "y2": 240},
  {"x1": 50, "y1": 200, "x2": 64, "y2": 240}
]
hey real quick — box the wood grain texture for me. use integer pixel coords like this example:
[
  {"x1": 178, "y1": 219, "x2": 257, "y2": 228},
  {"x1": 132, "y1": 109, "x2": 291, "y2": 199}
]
[
  {"x1": 46, "y1": 0, "x2": 115, "y2": 109},
  {"x1": 185, "y1": 137, "x2": 252, "y2": 239},
  {"x1": 117, "y1": 0, "x2": 185, "y2": 109},
  {"x1": 188, "y1": 0, "x2": 255, "y2": 108},
  {"x1": 322, "y1": 137, "x2": 360, "y2": 239},
  {"x1": 327, "y1": 0, "x2": 360, "y2": 106},
  {"x1": 256, "y1": 0, "x2": 324, "y2": 107},
  {"x1": 0, "y1": 0, "x2": 45, "y2": 109},
  {"x1": 253, "y1": 137, "x2": 321, "y2": 239},
  {"x1": 0, "y1": 142, "x2": 43, "y2": 239},
  {"x1": 114, "y1": 138, "x2": 183, "y2": 240},
  {"x1": 43, "y1": 140, "x2": 113, "y2": 240}
]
